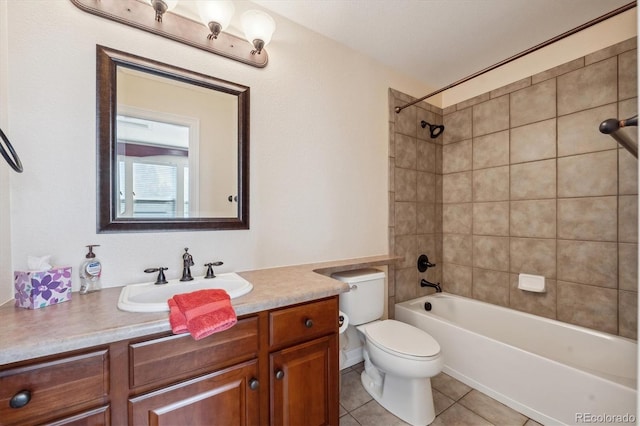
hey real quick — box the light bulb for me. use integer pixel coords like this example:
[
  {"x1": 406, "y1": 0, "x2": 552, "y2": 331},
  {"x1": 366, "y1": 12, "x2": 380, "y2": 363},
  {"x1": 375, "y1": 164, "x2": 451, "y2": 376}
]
[
  {"x1": 197, "y1": 0, "x2": 235, "y2": 40},
  {"x1": 241, "y1": 10, "x2": 276, "y2": 54}
]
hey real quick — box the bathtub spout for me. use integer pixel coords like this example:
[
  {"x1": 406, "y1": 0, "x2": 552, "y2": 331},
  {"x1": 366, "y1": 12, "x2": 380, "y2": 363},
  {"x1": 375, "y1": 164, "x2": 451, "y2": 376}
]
[{"x1": 420, "y1": 279, "x2": 442, "y2": 292}]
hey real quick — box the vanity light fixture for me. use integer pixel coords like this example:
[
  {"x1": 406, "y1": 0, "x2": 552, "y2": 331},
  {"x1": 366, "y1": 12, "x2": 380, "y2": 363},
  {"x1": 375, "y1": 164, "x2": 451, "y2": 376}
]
[
  {"x1": 197, "y1": 0, "x2": 235, "y2": 40},
  {"x1": 150, "y1": 0, "x2": 178, "y2": 22},
  {"x1": 70, "y1": 0, "x2": 275, "y2": 67}
]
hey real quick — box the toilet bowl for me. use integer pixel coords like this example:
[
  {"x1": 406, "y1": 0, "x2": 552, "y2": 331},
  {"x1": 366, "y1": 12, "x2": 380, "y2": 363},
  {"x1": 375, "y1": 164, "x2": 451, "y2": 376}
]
[
  {"x1": 358, "y1": 320, "x2": 443, "y2": 425},
  {"x1": 332, "y1": 269, "x2": 444, "y2": 426}
]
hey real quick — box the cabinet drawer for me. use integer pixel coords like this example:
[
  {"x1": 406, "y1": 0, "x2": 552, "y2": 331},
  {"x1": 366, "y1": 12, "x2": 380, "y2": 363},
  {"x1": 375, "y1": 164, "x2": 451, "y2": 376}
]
[
  {"x1": 130, "y1": 315, "x2": 259, "y2": 390},
  {"x1": 269, "y1": 297, "x2": 338, "y2": 349},
  {"x1": 0, "y1": 350, "x2": 109, "y2": 426}
]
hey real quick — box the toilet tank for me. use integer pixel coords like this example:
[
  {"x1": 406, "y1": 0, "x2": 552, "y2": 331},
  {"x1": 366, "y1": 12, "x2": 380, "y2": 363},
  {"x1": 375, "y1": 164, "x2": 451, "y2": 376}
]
[{"x1": 332, "y1": 268, "x2": 385, "y2": 325}]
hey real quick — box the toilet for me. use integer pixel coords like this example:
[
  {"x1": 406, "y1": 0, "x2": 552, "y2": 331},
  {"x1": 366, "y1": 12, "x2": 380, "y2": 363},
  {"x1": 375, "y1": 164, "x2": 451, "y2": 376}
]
[{"x1": 332, "y1": 268, "x2": 443, "y2": 426}]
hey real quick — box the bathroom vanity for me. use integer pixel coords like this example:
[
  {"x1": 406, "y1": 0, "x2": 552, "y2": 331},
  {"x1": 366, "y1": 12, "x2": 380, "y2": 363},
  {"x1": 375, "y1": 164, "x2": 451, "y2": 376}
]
[{"x1": 0, "y1": 255, "x2": 397, "y2": 425}]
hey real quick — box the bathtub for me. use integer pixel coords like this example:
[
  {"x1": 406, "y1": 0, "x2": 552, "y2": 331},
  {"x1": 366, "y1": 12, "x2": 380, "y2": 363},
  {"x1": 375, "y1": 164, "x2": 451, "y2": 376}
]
[{"x1": 395, "y1": 293, "x2": 637, "y2": 425}]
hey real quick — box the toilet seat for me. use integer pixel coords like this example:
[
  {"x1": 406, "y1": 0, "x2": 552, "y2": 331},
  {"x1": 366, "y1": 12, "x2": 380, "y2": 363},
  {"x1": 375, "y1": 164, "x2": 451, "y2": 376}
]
[{"x1": 364, "y1": 320, "x2": 440, "y2": 360}]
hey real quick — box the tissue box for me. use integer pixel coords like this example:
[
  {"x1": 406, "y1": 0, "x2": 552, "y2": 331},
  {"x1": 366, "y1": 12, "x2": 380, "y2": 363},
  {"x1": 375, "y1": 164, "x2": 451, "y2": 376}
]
[{"x1": 14, "y1": 267, "x2": 72, "y2": 309}]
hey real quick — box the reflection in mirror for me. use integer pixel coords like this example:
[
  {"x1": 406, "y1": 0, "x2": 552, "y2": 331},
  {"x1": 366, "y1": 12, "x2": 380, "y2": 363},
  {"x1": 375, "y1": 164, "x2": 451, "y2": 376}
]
[{"x1": 97, "y1": 46, "x2": 249, "y2": 232}]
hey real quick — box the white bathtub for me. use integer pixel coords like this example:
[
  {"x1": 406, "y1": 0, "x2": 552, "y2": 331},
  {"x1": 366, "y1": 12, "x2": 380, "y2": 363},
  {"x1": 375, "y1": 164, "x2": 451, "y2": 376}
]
[{"x1": 395, "y1": 293, "x2": 637, "y2": 425}]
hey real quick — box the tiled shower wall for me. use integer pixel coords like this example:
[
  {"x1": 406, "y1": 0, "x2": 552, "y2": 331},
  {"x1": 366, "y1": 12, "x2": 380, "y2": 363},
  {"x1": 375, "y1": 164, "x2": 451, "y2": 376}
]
[{"x1": 389, "y1": 38, "x2": 638, "y2": 339}]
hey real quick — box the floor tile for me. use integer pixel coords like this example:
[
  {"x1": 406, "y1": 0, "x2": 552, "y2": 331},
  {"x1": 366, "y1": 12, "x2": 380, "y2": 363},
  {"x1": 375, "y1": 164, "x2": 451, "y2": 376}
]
[
  {"x1": 339, "y1": 413, "x2": 361, "y2": 426},
  {"x1": 433, "y1": 388, "x2": 455, "y2": 416},
  {"x1": 350, "y1": 400, "x2": 410, "y2": 426},
  {"x1": 524, "y1": 419, "x2": 543, "y2": 426},
  {"x1": 340, "y1": 369, "x2": 372, "y2": 411},
  {"x1": 459, "y1": 390, "x2": 528, "y2": 425},
  {"x1": 431, "y1": 403, "x2": 494, "y2": 426},
  {"x1": 431, "y1": 373, "x2": 472, "y2": 401}
]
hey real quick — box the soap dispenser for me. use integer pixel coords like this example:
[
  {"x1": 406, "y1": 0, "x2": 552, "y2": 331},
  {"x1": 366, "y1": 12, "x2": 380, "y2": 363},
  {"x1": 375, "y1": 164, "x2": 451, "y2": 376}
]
[{"x1": 79, "y1": 245, "x2": 102, "y2": 294}]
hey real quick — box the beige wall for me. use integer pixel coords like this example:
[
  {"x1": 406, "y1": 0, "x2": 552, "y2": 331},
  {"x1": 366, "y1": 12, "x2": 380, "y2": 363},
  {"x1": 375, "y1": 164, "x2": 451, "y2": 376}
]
[
  {"x1": 2, "y1": 1, "x2": 430, "y2": 298},
  {"x1": 0, "y1": 1, "x2": 12, "y2": 303},
  {"x1": 390, "y1": 38, "x2": 638, "y2": 338}
]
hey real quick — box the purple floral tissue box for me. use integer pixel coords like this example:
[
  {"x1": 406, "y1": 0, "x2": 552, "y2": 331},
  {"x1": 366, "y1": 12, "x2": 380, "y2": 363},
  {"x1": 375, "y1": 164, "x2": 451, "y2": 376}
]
[{"x1": 14, "y1": 267, "x2": 72, "y2": 309}]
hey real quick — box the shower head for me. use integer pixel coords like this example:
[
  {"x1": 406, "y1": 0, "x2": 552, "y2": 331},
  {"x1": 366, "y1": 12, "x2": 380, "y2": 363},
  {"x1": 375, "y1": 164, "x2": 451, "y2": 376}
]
[{"x1": 421, "y1": 120, "x2": 445, "y2": 139}]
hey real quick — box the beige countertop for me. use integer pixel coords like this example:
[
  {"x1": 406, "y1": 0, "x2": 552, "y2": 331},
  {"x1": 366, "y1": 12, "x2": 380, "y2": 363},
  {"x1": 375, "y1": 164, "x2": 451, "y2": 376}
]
[{"x1": 0, "y1": 255, "x2": 399, "y2": 365}]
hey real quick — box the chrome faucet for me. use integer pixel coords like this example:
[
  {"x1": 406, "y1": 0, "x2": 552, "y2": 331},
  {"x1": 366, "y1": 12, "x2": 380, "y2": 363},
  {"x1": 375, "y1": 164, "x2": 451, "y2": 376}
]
[
  {"x1": 180, "y1": 247, "x2": 194, "y2": 281},
  {"x1": 420, "y1": 278, "x2": 442, "y2": 293}
]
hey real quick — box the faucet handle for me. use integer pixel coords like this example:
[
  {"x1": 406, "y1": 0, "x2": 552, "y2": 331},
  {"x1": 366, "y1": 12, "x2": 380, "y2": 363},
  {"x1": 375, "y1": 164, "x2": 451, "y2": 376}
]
[
  {"x1": 145, "y1": 267, "x2": 168, "y2": 285},
  {"x1": 204, "y1": 261, "x2": 224, "y2": 279}
]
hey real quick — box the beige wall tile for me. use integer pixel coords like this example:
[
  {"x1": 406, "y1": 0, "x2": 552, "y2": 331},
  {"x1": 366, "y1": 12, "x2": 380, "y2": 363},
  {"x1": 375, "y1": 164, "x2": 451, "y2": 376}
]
[
  {"x1": 618, "y1": 49, "x2": 637, "y2": 100},
  {"x1": 443, "y1": 263, "x2": 472, "y2": 297},
  {"x1": 443, "y1": 203, "x2": 472, "y2": 234},
  {"x1": 472, "y1": 95, "x2": 509, "y2": 137},
  {"x1": 417, "y1": 202, "x2": 436, "y2": 234},
  {"x1": 394, "y1": 167, "x2": 416, "y2": 201},
  {"x1": 456, "y1": 92, "x2": 490, "y2": 110},
  {"x1": 416, "y1": 139, "x2": 436, "y2": 172},
  {"x1": 435, "y1": 144, "x2": 443, "y2": 174},
  {"x1": 510, "y1": 119, "x2": 556, "y2": 163},
  {"x1": 557, "y1": 240, "x2": 617, "y2": 288},
  {"x1": 442, "y1": 171, "x2": 472, "y2": 203},
  {"x1": 557, "y1": 281, "x2": 618, "y2": 334},
  {"x1": 442, "y1": 139, "x2": 472, "y2": 173},
  {"x1": 557, "y1": 151, "x2": 617, "y2": 197},
  {"x1": 443, "y1": 108, "x2": 472, "y2": 144},
  {"x1": 395, "y1": 267, "x2": 418, "y2": 303},
  {"x1": 472, "y1": 235, "x2": 509, "y2": 271},
  {"x1": 395, "y1": 201, "x2": 417, "y2": 236},
  {"x1": 473, "y1": 268, "x2": 509, "y2": 307},
  {"x1": 557, "y1": 57, "x2": 617, "y2": 116},
  {"x1": 443, "y1": 234, "x2": 472, "y2": 266},
  {"x1": 557, "y1": 197, "x2": 617, "y2": 241},
  {"x1": 510, "y1": 199, "x2": 556, "y2": 238},
  {"x1": 557, "y1": 103, "x2": 617, "y2": 157},
  {"x1": 619, "y1": 146, "x2": 639, "y2": 195},
  {"x1": 509, "y1": 274, "x2": 557, "y2": 319},
  {"x1": 389, "y1": 122, "x2": 395, "y2": 157},
  {"x1": 473, "y1": 202, "x2": 509, "y2": 236},
  {"x1": 510, "y1": 159, "x2": 556, "y2": 200},
  {"x1": 619, "y1": 243, "x2": 638, "y2": 291},
  {"x1": 417, "y1": 171, "x2": 436, "y2": 203},
  {"x1": 394, "y1": 234, "x2": 417, "y2": 269},
  {"x1": 490, "y1": 77, "x2": 531, "y2": 98},
  {"x1": 395, "y1": 104, "x2": 417, "y2": 137},
  {"x1": 532, "y1": 57, "x2": 584, "y2": 84},
  {"x1": 619, "y1": 290, "x2": 638, "y2": 339},
  {"x1": 510, "y1": 237, "x2": 556, "y2": 278},
  {"x1": 473, "y1": 130, "x2": 509, "y2": 169},
  {"x1": 473, "y1": 166, "x2": 509, "y2": 202},
  {"x1": 510, "y1": 79, "x2": 556, "y2": 127},
  {"x1": 395, "y1": 133, "x2": 417, "y2": 169},
  {"x1": 584, "y1": 37, "x2": 636, "y2": 65},
  {"x1": 619, "y1": 195, "x2": 638, "y2": 243}
]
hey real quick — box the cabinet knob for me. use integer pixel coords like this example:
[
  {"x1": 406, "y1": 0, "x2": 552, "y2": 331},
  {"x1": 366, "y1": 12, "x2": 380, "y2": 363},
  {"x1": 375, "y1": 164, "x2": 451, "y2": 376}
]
[
  {"x1": 249, "y1": 378, "x2": 259, "y2": 390},
  {"x1": 9, "y1": 390, "x2": 31, "y2": 409},
  {"x1": 304, "y1": 318, "x2": 314, "y2": 328},
  {"x1": 275, "y1": 369, "x2": 285, "y2": 380}
]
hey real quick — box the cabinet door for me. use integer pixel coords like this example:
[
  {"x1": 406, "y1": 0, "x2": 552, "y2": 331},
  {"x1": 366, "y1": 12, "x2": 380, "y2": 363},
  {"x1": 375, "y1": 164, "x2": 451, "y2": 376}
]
[
  {"x1": 270, "y1": 335, "x2": 338, "y2": 426},
  {"x1": 129, "y1": 360, "x2": 260, "y2": 426}
]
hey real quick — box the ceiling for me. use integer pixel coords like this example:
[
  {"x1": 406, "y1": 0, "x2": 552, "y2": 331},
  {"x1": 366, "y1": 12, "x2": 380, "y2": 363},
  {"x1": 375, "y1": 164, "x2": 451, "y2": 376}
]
[{"x1": 254, "y1": 0, "x2": 633, "y2": 90}]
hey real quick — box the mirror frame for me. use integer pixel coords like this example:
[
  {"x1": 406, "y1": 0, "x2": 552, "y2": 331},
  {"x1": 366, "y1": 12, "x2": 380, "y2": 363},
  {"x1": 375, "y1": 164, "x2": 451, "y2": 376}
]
[{"x1": 96, "y1": 45, "x2": 250, "y2": 232}]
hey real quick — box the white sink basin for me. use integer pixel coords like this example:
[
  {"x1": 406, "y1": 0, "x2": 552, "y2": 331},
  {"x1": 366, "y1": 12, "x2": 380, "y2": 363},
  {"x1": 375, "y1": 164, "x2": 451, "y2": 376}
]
[{"x1": 117, "y1": 272, "x2": 253, "y2": 313}]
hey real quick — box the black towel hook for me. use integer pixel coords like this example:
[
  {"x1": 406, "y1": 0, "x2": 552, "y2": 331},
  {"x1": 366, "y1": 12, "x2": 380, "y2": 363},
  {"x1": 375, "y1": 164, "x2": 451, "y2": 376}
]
[{"x1": 0, "y1": 127, "x2": 23, "y2": 173}]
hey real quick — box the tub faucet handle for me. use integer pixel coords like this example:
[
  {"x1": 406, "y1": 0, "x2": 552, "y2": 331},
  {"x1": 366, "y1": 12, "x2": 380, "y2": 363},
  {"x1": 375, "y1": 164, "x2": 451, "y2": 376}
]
[{"x1": 417, "y1": 254, "x2": 436, "y2": 272}]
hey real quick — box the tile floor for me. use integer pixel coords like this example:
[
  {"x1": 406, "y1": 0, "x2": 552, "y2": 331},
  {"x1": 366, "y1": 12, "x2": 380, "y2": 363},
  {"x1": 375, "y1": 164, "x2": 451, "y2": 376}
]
[{"x1": 339, "y1": 363, "x2": 543, "y2": 426}]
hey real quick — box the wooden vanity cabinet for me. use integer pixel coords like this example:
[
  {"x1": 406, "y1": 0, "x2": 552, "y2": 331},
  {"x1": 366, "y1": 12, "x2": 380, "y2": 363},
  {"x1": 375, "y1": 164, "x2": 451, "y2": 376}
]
[
  {"x1": 0, "y1": 296, "x2": 340, "y2": 426},
  {"x1": 268, "y1": 297, "x2": 339, "y2": 426}
]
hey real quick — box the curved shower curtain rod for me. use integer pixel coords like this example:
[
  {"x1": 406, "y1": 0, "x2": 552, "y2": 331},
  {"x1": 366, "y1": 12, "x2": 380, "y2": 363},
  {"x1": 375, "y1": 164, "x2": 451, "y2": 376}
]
[{"x1": 394, "y1": 1, "x2": 636, "y2": 114}]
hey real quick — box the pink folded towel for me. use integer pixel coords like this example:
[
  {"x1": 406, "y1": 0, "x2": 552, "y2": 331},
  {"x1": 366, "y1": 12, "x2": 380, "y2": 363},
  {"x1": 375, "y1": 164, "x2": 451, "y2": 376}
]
[
  {"x1": 169, "y1": 289, "x2": 237, "y2": 340},
  {"x1": 168, "y1": 298, "x2": 188, "y2": 335}
]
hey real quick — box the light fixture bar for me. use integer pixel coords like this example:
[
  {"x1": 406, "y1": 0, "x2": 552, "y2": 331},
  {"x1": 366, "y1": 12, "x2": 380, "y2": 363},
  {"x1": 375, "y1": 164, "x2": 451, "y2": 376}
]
[{"x1": 70, "y1": 0, "x2": 269, "y2": 68}]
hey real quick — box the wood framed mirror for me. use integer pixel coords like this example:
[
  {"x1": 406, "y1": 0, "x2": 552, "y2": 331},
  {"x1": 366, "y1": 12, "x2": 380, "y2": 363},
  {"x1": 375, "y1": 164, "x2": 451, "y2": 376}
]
[{"x1": 96, "y1": 45, "x2": 249, "y2": 232}]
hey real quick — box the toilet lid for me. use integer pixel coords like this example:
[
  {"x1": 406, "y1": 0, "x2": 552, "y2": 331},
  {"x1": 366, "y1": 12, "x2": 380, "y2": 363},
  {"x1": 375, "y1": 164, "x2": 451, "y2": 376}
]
[{"x1": 365, "y1": 320, "x2": 440, "y2": 357}]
